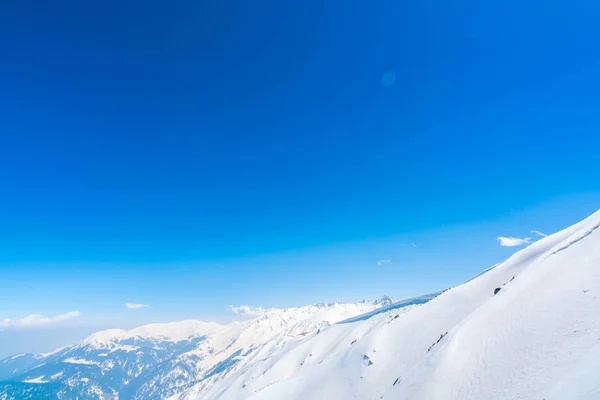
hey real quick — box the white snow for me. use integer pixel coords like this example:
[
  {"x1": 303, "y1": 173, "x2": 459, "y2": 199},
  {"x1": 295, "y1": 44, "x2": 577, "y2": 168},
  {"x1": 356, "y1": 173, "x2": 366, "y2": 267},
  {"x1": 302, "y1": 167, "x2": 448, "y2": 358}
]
[
  {"x1": 38, "y1": 345, "x2": 68, "y2": 358},
  {"x1": 109, "y1": 344, "x2": 138, "y2": 353},
  {"x1": 102, "y1": 359, "x2": 115, "y2": 371},
  {"x1": 50, "y1": 371, "x2": 64, "y2": 380},
  {"x1": 171, "y1": 209, "x2": 600, "y2": 400},
  {"x1": 130, "y1": 320, "x2": 223, "y2": 342},
  {"x1": 80, "y1": 321, "x2": 223, "y2": 349},
  {"x1": 7, "y1": 210, "x2": 600, "y2": 400},
  {"x1": 22, "y1": 376, "x2": 48, "y2": 384},
  {"x1": 63, "y1": 358, "x2": 100, "y2": 366},
  {"x1": 0, "y1": 298, "x2": 390, "y2": 399}
]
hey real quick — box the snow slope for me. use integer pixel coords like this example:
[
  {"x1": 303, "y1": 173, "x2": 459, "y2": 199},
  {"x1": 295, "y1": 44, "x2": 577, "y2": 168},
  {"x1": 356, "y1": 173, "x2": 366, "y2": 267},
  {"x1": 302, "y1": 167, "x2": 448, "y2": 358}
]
[
  {"x1": 0, "y1": 298, "x2": 396, "y2": 399},
  {"x1": 79, "y1": 320, "x2": 223, "y2": 349},
  {"x1": 174, "y1": 209, "x2": 600, "y2": 400}
]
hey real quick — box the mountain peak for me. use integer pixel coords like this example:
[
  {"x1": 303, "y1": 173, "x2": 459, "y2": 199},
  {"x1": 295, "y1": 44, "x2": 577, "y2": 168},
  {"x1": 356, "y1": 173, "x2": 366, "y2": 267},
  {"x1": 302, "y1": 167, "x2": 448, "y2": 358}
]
[
  {"x1": 79, "y1": 320, "x2": 224, "y2": 349},
  {"x1": 372, "y1": 295, "x2": 395, "y2": 307},
  {"x1": 4, "y1": 206, "x2": 600, "y2": 400}
]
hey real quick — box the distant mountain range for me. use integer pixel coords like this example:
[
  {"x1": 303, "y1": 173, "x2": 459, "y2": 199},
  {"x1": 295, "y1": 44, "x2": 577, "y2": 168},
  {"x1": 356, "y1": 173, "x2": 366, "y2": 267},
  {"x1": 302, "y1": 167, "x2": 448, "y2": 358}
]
[
  {"x1": 0, "y1": 297, "x2": 396, "y2": 399},
  {"x1": 2, "y1": 210, "x2": 599, "y2": 400}
]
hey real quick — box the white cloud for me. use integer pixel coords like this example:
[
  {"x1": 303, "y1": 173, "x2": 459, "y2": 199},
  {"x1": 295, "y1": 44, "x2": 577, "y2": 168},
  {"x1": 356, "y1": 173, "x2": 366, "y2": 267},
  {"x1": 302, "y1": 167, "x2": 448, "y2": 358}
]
[
  {"x1": 228, "y1": 305, "x2": 275, "y2": 317},
  {"x1": 125, "y1": 303, "x2": 149, "y2": 309},
  {"x1": 531, "y1": 230, "x2": 548, "y2": 237},
  {"x1": 2, "y1": 311, "x2": 81, "y2": 328},
  {"x1": 497, "y1": 237, "x2": 532, "y2": 247},
  {"x1": 377, "y1": 259, "x2": 391, "y2": 266}
]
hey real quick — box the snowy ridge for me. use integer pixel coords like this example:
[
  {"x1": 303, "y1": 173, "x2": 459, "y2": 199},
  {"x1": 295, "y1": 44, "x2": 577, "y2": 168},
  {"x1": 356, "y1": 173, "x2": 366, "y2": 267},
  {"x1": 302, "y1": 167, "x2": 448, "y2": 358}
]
[
  {"x1": 22, "y1": 376, "x2": 48, "y2": 384},
  {"x1": 0, "y1": 297, "x2": 396, "y2": 399},
  {"x1": 38, "y1": 346, "x2": 69, "y2": 359},
  {"x1": 2, "y1": 210, "x2": 599, "y2": 400},
  {"x1": 81, "y1": 320, "x2": 224, "y2": 348},
  {"x1": 172, "y1": 209, "x2": 600, "y2": 400},
  {"x1": 337, "y1": 291, "x2": 441, "y2": 324}
]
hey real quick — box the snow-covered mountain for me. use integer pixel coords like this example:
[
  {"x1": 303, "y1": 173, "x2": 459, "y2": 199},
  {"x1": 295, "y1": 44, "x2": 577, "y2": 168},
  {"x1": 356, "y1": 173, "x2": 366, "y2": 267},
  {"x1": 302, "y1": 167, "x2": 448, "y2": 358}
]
[
  {"x1": 0, "y1": 298, "x2": 395, "y2": 399},
  {"x1": 172, "y1": 209, "x2": 600, "y2": 400},
  {"x1": 2, "y1": 209, "x2": 599, "y2": 400}
]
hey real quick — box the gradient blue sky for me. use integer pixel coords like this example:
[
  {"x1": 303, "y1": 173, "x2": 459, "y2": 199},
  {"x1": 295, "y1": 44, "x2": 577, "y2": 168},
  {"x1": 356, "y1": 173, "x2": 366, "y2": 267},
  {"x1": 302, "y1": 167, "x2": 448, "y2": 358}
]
[{"x1": 1, "y1": 0, "x2": 600, "y2": 356}]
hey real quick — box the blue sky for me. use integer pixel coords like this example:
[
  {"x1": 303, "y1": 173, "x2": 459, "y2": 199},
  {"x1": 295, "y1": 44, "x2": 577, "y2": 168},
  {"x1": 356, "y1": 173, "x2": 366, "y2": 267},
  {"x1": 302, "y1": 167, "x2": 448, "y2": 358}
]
[{"x1": 1, "y1": 0, "x2": 600, "y2": 356}]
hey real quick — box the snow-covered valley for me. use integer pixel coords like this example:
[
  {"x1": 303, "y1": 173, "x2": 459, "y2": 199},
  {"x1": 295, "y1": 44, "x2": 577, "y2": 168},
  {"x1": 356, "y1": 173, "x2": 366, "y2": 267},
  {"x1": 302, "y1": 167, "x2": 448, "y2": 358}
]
[{"x1": 2, "y1": 210, "x2": 599, "y2": 400}]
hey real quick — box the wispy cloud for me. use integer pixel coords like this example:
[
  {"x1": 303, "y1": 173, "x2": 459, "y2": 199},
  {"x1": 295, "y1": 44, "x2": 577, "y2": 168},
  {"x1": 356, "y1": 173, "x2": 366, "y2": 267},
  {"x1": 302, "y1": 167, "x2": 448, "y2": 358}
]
[
  {"x1": 497, "y1": 237, "x2": 531, "y2": 247},
  {"x1": 377, "y1": 259, "x2": 391, "y2": 266},
  {"x1": 228, "y1": 305, "x2": 275, "y2": 317},
  {"x1": 531, "y1": 230, "x2": 548, "y2": 237},
  {"x1": 125, "y1": 303, "x2": 149, "y2": 309},
  {"x1": 2, "y1": 311, "x2": 81, "y2": 328}
]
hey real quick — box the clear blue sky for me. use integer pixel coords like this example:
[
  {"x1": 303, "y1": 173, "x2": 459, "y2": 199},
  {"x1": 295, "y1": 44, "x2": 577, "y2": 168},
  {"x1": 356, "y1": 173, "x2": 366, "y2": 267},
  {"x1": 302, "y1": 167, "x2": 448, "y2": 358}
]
[{"x1": 1, "y1": 0, "x2": 600, "y2": 356}]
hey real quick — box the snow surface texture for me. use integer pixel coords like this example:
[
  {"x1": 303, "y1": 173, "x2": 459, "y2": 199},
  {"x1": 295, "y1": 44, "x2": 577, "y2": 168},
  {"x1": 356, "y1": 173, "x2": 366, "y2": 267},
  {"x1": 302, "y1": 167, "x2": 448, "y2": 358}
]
[
  {"x1": 0, "y1": 297, "x2": 395, "y2": 399},
  {"x1": 1, "y1": 209, "x2": 599, "y2": 400},
  {"x1": 172, "y1": 209, "x2": 600, "y2": 400}
]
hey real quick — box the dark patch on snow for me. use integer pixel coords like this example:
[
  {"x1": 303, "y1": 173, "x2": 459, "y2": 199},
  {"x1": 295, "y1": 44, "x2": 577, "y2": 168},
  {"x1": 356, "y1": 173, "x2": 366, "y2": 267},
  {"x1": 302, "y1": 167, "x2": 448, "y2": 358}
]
[
  {"x1": 427, "y1": 332, "x2": 448, "y2": 353},
  {"x1": 502, "y1": 277, "x2": 515, "y2": 286}
]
